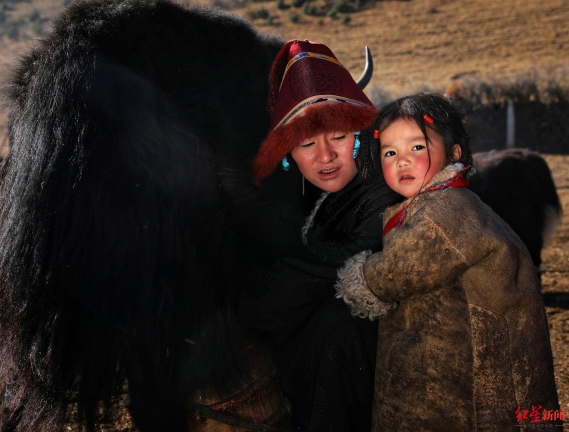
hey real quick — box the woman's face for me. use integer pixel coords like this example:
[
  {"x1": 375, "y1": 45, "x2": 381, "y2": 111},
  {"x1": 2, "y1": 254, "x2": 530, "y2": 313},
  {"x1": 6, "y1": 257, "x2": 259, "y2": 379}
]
[{"x1": 291, "y1": 131, "x2": 358, "y2": 192}]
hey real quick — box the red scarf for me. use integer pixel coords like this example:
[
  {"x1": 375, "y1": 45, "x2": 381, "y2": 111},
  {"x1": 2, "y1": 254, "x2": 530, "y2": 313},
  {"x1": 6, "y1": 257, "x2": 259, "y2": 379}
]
[{"x1": 381, "y1": 173, "x2": 469, "y2": 241}]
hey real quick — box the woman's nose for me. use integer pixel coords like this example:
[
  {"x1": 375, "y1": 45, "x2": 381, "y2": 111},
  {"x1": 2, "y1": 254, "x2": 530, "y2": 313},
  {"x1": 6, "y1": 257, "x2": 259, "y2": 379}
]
[{"x1": 316, "y1": 141, "x2": 336, "y2": 163}]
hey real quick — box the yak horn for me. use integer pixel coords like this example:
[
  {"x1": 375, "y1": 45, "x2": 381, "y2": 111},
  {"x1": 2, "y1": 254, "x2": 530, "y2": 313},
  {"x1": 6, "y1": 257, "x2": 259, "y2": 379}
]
[{"x1": 356, "y1": 46, "x2": 373, "y2": 89}]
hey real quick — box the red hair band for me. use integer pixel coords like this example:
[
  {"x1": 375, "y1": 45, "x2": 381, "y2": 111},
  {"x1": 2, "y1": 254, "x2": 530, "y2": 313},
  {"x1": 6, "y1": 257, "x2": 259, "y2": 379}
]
[{"x1": 423, "y1": 113, "x2": 434, "y2": 124}]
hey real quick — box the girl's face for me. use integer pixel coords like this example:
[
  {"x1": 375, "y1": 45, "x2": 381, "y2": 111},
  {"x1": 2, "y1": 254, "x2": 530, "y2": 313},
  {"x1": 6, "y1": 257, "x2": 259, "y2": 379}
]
[
  {"x1": 380, "y1": 118, "x2": 460, "y2": 198},
  {"x1": 291, "y1": 131, "x2": 358, "y2": 193}
]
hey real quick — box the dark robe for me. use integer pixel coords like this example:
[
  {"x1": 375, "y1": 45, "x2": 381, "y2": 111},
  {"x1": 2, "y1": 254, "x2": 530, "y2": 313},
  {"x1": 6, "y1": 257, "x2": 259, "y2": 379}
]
[{"x1": 238, "y1": 174, "x2": 401, "y2": 431}]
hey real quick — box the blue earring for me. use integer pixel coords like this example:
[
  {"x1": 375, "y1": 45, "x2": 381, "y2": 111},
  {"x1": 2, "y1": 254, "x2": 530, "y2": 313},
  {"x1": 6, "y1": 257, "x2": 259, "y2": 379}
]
[
  {"x1": 282, "y1": 156, "x2": 290, "y2": 171},
  {"x1": 353, "y1": 131, "x2": 361, "y2": 159}
]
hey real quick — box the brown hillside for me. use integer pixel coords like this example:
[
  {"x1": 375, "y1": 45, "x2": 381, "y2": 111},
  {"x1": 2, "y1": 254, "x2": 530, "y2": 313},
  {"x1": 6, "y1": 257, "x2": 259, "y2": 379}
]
[
  {"x1": 1, "y1": 0, "x2": 569, "y2": 96},
  {"x1": 236, "y1": 0, "x2": 569, "y2": 95}
]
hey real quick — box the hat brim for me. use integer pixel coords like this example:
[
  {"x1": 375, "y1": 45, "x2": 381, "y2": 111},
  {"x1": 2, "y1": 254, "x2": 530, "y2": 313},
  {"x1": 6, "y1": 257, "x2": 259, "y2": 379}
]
[{"x1": 252, "y1": 102, "x2": 378, "y2": 185}]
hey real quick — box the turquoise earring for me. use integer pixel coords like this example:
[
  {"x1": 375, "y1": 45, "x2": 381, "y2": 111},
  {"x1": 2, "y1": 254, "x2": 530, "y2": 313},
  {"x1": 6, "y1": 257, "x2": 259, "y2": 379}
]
[{"x1": 353, "y1": 131, "x2": 361, "y2": 159}]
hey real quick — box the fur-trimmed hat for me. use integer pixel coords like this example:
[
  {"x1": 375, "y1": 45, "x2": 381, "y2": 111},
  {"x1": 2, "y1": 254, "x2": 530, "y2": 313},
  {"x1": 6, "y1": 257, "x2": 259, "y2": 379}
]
[{"x1": 251, "y1": 39, "x2": 378, "y2": 185}]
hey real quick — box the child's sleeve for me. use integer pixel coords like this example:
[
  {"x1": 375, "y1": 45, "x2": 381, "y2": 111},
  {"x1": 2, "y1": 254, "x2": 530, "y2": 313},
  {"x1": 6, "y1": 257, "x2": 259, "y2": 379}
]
[{"x1": 364, "y1": 214, "x2": 470, "y2": 302}]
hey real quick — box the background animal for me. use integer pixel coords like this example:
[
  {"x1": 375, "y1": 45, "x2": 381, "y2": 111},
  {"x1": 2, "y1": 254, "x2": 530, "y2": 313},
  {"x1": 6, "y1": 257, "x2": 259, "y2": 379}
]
[{"x1": 469, "y1": 148, "x2": 562, "y2": 273}]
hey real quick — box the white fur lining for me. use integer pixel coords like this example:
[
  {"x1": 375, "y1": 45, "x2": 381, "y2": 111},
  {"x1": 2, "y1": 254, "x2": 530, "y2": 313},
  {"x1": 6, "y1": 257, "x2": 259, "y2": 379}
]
[
  {"x1": 302, "y1": 192, "x2": 329, "y2": 245},
  {"x1": 335, "y1": 250, "x2": 397, "y2": 321},
  {"x1": 428, "y1": 162, "x2": 463, "y2": 186}
]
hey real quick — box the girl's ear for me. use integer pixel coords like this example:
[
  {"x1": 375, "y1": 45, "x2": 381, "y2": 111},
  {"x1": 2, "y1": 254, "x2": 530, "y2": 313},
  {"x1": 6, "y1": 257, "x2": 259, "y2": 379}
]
[{"x1": 450, "y1": 144, "x2": 462, "y2": 162}]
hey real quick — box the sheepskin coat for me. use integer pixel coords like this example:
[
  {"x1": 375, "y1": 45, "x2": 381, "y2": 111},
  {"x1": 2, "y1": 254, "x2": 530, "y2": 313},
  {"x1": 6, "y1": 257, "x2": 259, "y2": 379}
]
[{"x1": 338, "y1": 166, "x2": 559, "y2": 431}]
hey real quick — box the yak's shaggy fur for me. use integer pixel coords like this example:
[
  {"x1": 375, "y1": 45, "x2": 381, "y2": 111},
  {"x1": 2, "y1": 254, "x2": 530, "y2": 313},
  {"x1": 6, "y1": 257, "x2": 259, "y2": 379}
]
[{"x1": 0, "y1": 1, "x2": 308, "y2": 430}]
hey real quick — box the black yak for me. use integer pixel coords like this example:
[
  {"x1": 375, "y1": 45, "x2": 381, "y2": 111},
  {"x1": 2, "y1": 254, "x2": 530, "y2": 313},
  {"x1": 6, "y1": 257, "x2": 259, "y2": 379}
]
[
  {"x1": 0, "y1": 0, "x2": 306, "y2": 430},
  {"x1": 469, "y1": 148, "x2": 562, "y2": 272}
]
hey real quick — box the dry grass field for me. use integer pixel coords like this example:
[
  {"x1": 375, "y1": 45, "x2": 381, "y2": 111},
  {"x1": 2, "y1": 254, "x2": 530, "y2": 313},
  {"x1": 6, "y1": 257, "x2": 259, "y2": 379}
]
[
  {"x1": 239, "y1": 0, "x2": 569, "y2": 93},
  {"x1": 1, "y1": 0, "x2": 569, "y2": 429},
  {"x1": 541, "y1": 154, "x2": 569, "y2": 429}
]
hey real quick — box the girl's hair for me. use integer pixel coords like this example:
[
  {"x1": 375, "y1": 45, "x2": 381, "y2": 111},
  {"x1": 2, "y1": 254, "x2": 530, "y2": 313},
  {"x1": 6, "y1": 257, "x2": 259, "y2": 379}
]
[{"x1": 375, "y1": 93, "x2": 472, "y2": 168}]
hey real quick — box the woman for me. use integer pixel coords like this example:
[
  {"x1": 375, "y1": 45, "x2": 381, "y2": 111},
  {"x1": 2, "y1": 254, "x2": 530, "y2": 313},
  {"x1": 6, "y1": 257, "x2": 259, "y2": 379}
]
[{"x1": 240, "y1": 40, "x2": 401, "y2": 430}]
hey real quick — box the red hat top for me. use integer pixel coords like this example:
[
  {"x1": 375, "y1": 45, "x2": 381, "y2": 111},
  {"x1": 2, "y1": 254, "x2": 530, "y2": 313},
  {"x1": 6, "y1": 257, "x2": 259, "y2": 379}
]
[{"x1": 251, "y1": 39, "x2": 378, "y2": 185}]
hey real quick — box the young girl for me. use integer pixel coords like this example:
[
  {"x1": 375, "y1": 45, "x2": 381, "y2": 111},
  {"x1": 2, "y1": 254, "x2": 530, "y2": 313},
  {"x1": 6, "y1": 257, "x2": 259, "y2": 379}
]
[{"x1": 336, "y1": 93, "x2": 560, "y2": 431}]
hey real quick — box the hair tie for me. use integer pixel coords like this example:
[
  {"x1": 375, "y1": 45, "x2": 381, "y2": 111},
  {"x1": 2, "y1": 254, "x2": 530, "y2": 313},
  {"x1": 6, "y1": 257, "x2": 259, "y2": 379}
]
[{"x1": 423, "y1": 113, "x2": 434, "y2": 124}]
